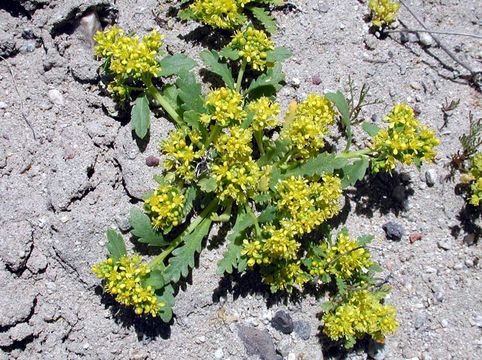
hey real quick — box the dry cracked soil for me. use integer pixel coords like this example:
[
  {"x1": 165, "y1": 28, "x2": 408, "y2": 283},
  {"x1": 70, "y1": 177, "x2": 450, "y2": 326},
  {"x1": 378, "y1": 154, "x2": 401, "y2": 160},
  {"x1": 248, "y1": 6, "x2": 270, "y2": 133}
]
[{"x1": 0, "y1": 0, "x2": 481, "y2": 359}]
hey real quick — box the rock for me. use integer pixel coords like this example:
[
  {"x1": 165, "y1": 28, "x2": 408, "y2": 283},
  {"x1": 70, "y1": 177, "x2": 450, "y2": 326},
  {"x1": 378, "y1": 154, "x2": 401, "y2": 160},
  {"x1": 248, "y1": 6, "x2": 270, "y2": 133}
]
[
  {"x1": 418, "y1": 33, "x2": 433, "y2": 47},
  {"x1": 414, "y1": 311, "x2": 427, "y2": 329},
  {"x1": 425, "y1": 169, "x2": 438, "y2": 187},
  {"x1": 316, "y1": 5, "x2": 329, "y2": 14},
  {"x1": 238, "y1": 325, "x2": 277, "y2": 360},
  {"x1": 48, "y1": 89, "x2": 65, "y2": 106},
  {"x1": 312, "y1": 74, "x2": 321, "y2": 85},
  {"x1": 0, "y1": 30, "x2": 17, "y2": 58},
  {"x1": 276, "y1": 337, "x2": 292, "y2": 358},
  {"x1": 463, "y1": 233, "x2": 476, "y2": 246},
  {"x1": 0, "y1": 102, "x2": 7, "y2": 109},
  {"x1": 364, "y1": 36, "x2": 378, "y2": 50},
  {"x1": 470, "y1": 315, "x2": 482, "y2": 328},
  {"x1": 18, "y1": 40, "x2": 36, "y2": 54},
  {"x1": 77, "y1": 11, "x2": 102, "y2": 48},
  {"x1": 437, "y1": 239, "x2": 453, "y2": 251},
  {"x1": 382, "y1": 221, "x2": 405, "y2": 241},
  {"x1": 409, "y1": 232, "x2": 423, "y2": 243},
  {"x1": 27, "y1": 248, "x2": 49, "y2": 274},
  {"x1": 145, "y1": 156, "x2": 160, "y2": 167},
  {"x1": 0, "y1": 220, "x2": 33, "y2": 272},
  {"x1": 291, "y1": 78, "x2": 301, "y2": 88},
  {"x1": 9, "y1": 323, "x2": 34, "y2": 342},
  {"x1": 271, "y1": 310, "x2": 294, "y2": 334},
  {"x1": 22, "y1": 27, "x2": 34, "y2": 39},
  {"x1": 287, "y1": 353, "x2": 296, "y2": 360},
  {"x1": 400, "y1": 32, "x2": 410, "y2": 43},
  {"x1": 293, "y1": 320, "x2": 311, "y2": 340},
  {"x1": 368, "y1": 339, "x2": 387, "y2": 360},
  {"x1": 0, "y1": 271, "x2": 36, "y2": 328},
  {"x1": 214, "y1": 348, "x2": 224, "y2": 359}
]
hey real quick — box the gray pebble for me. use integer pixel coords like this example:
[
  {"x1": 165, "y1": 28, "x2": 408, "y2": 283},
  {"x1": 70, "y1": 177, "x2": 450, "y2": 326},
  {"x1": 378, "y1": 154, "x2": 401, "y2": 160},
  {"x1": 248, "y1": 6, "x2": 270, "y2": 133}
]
[
  {"x1": 382, "y1": 221, "x2": 405, "y2": 241},
  {"x1": 414, "y1": 311, "x2": 427, "y2": 329},
  {"x1": 214, "y1": 348, "x2": 224, "y2": 359},
  {"x1": 368, "y1": 340, "x2": 387, "y2": 360},
  {"x1": 48, "y1": 89, "x2": 65, "y2": 106},
  {"x1": 425, "y1": 169, "x2": 438, "y2": 187},
  {"x1": 364, "y1": 36, "x2": 378, "y2": 50},
  {"x1": 418, "y1": 33, "x2": 433, "y2": 47},
  {"x1": 437, "y1": 239, "x2": 453, "y2": 251},
  {"x1": 22, "y1": 27, "x2": 34, "y2": 39},
  {"x1": 271, "y1": 310, "x2": 294, "y2": 334},
  {"x1": 463, "y1": 233, "x2": 476, "y2": 246},
  {"x1": 316, "y1": 5, "x2": 330, "y2": 14},
  {"x1": 0, "y1": 102, "x2": 7, "y2": 109},
  {"x1": 18, "y1": 41, "x2": 36, "y2": 54},
  {"x1": 293, "y1": 320, "x2": 311, "y2": 340},
  {"x1": 400, "y1": 32, "x2": 409, "y2": 43},
  {"x1": 238, "y1": 325, "x2": 277, "y2": 360},
  {"x1": 470, "y1": 315, "x2": 482, "y2": 328}
]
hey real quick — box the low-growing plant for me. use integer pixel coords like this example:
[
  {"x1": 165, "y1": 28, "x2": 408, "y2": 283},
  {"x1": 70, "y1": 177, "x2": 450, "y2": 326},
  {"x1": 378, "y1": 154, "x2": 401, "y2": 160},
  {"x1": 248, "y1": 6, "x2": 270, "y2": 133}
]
[
  {"x1": 92, "y1": 25, "x2": 440, "y2": 349},
  {"x1": 178, "y1": 0, "x2": 282, "y2": 33},
  {"x1": 368, "y1": 0, "x2": 400, "y2": 29}
]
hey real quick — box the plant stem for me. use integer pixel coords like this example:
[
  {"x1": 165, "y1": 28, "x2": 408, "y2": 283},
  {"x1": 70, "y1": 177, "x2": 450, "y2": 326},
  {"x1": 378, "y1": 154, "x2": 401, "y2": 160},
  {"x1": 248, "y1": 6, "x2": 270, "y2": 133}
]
[
  {"x1": 336, "y1": 148, "x2": 372, "y2": 160},
  {"x1": 236, "y1": 59, "x2": 247, "y2": 92},
  {"x1": 149, "y1": 197, "x2": 218, "y2": 269},
  {"x1": 254, "y1": 130, "x2": 266, "y2": 156},
  {"x1": 144, "y1": 78, "x2": 182, "y2": 125},
  {"x1": 204, "y1": 124, "x2": 221, "y2": 148}
]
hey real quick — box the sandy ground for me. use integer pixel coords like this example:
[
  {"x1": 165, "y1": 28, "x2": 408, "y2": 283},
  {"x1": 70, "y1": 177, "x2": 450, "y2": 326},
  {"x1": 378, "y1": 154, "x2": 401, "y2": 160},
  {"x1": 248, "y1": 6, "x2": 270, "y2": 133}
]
[{"x1": 0, "y1": 0, "x2": 481, "y2": 359}]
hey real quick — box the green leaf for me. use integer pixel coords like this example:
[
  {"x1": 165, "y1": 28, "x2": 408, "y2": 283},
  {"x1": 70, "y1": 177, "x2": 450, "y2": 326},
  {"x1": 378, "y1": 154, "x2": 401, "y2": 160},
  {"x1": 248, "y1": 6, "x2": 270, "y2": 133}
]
[
  {"x1": 176, "y1": 71, "x2": 205, "y2": 114},
  {"x1": 219, "y1": 47, "x2": 240, "y2": 61},
  {"x1": 182, "y1": 110, "x2": 201, "y2": 130},
  {"x1": 369, "y1": 263, "x2": 384, "y2": 273},
  {"x1": 217, "y1": 209, "x2": 255, "y2": 275},
  {"x1": 164, "y1": 218, "x2": 212, "y2": 283},
  {"x1": 249, "y1": 6, "x2": 277, "y2": 33},
  {"x1": 106, "y1": 229, "x2": 127, "y2": 261},
  {"x1": 344, "y1": 336, "x2": 357, "y2": 349},
  {"x1": 325, "y1": 91, "x2": 350, "y2": 129},
  {"x1": 129, "y1": 208, "x2": 168, "y2": 247},
  {"x1": 258, "y1": 139, "x2": 290, "y2": 166},
  {"x1": 341, "y1": 157, "x2": 369, "y2": 187},
  {"x1": 283, "y1": 152, "x2": 348, "y2": 178},
  {"x1": 198, "y1": 176, "x2": 217, "y2": 193},
  {"x1": 131, "y1": 95, "x2": 151, "y2": 139},
  {"x1": 178, "y1": 8, "x2": 194, "y2": 21},
  {"x1": 162, "y1": 85, "x2": 180, "y2": 113},
  {"x1": 157, "y1": 284, "x2": 175, "y2": 322},
  {"x1": 158, "y1": 54, "x2": 197, "y2": 77},
  {"x1": 246, "y1": 63, "x2": 285, "y2": 97},
  {"x1": 357, "y1": 234, "x2": 374, "y2": 246},
  {"x1": 320, "y1": 301, "x2": 335, "y2": 313},
  {"x1": 269, "y1": 167, "x2": 282, "y2": 191},
  {"x1": 362, "y1": 122, "x2": 381, "y2": 137},
  {"x1": 143, "y1": 270, "x2": 165, "y2": 289},
  {"x1": 266, "y1": 47, "x2": 291, "y2": 63},
  {"x1": 252, "y1": 193, "x2": 272, "y2": 205},
  {"x1": 258, "y1": 205, "x2": 277, "y2": 223},
  {"x1": 182, "y1": 186, "x2": 198, "y2": 218},
  {"x1": 336, "y1": 277, "x2": 347, "y2": 295},
  {"x1": 200, "y1": 50, "x2": 235, "y2": 89}
]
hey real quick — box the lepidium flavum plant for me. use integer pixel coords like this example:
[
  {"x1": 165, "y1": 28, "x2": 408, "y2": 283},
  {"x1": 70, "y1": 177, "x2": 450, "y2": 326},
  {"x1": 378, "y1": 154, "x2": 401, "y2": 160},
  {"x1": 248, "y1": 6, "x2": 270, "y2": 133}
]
[{"x1": 92, "y1": 24, "x2": 440, "y2": 348}]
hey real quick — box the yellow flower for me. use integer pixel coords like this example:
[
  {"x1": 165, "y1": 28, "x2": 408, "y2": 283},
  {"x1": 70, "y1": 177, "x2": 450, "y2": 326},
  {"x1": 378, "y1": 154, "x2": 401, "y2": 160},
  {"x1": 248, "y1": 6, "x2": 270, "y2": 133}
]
[
  {"x1": 468, "y1": 153, "x2": 482, "y2": 206},
  {"x1": 94, "y1": 26, "x2": 164, "y2": 99},
  {"x1": 281, "y1": 94, "x2": 335, "y2": 160},
  {"x1": 228, "y1": 26, "x2": 274, "y2": 71},
  {"x1": 144, "y1": 184, "x2": 185, "y2": 231},
  {"x1": 371, "y1": 104, "x2": 440, "y2": 173},
  {"x1": 202, "y1": 87, "x2": 246, "y2": 127},
  {"x1": 92, "y1": 255, "x2": 163, "y2": 317},
  {"x1": 368, "y1": 0, "x2": 400, "y2": 28},
  {"x1": 322, "y1": 290, "x2": 398, "y2": 347},
  {"x1": 160, "y1": 128, "x2": 205, "y2": 182},
  {"x1": 247, "y1": 97, "x2": 280, "y2": 132},
  {"x1": 262, "y1": 261, "x2": 310, "y2": 293},
  {"x1": 190, "y1": 0, "x2": 251, "y2": 29}
]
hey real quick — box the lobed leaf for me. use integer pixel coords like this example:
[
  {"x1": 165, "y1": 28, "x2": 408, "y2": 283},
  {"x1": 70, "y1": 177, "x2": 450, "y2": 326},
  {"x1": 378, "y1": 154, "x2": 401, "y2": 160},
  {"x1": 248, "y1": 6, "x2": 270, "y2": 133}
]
[
  {"x1": 158, "y1": 54, "x2": 197, "y2": 77},
  {"x1": 362, "y1": 122, "x2": 381, "y2": 137},
  {"x1": 246, "y1": 63, "x2": 285, "y2": 97},
  {"x1": 157, "y1": 284, "x2": 175, "y2": 323},
  {"x1": 176, "y1": 71, "x2": 205, "y2": 114},
  {"x1": 129, "y1": 208, "x2": 168, "y2": 247},
  {"x1": 249, "y1": 7, "x2": 277, "y2": 34},
  {"x1": 282, "y1": 152, "x2": 348, "y2": 178},
  {"x1": 131, "y1": 95, "x2": 151, "y2": 139},
  {"x1": 266, "y1": 47, "x2": 291, "y2": 63},
  {"x1": 106, "y1": 229, "x2": 127, "y2": 261},
  {"x1": 164, "y1": 218, "x2": 212, "y2": 283},
  {"x1": 198, "y1": 176, "x2": 217, "y2": 193},
  {"x1": 340, "y1": 158, "x2": 369, "y2": 188},
  {"x1": 200, "y1": 50, "x2": 235, "y2": 89}
]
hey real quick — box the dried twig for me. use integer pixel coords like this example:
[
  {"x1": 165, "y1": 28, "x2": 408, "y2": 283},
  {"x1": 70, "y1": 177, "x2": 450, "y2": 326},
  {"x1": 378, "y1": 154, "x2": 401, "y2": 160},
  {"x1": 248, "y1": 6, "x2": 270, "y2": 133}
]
[
  {"x1": 0, "y1": 56, "x2": 36, "y2": 140},
  {"x1": 386, "y1": 28, "x2": 482, "y2": 40}
]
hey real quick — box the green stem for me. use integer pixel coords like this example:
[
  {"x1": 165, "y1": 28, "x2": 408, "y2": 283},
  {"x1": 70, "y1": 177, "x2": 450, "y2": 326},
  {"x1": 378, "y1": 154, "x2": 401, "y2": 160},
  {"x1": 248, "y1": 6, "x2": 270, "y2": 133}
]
[
  {"x1": 246, "y1": 205, "x2": 261, "y2": 237},
  {"x1": 149, "y1": 197, "x2": 218, "y2": 269},
  {"x1": 236, "y1": 59, "x2": 247, "y2": 92},
  {"x1": 254, "y1": 130, "x2": 265, "y2": 156},
  {"x1": 144, "y1": 78, "x2": 182, "y2": 125},
  {"x1": 204, "y1": 124, "x2": 221, "y2": 148}
]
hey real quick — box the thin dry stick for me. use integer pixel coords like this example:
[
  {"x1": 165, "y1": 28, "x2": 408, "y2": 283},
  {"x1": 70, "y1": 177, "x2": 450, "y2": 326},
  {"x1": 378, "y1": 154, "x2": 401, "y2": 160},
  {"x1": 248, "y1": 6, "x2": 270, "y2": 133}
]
[
  {"x1": 0, "y1": 56, "x2": 36, "y2": 140},
  {"x1": 398, "y1": 0, "x2": 477, "y2": 76},
  {"x1": 386, "y1": 28, "x2": 482, "y2": 40}
]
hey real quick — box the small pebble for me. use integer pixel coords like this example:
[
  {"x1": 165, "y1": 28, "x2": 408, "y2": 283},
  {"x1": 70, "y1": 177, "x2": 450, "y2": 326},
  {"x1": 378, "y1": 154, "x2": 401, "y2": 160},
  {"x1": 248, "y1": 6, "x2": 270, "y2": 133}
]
[
  {"x1": 0, "y1": 101, "x2": 7, "y2": 109},
  {"x1": 382, "y1": 221, "x2": 405, "y2": 241},
  {"x1": 48, "y1": 89, "x2": 65, "y2": 106},
  {"x1": 293, "y1": 320, "x2": 311, "y2": 340},
  {"x1": 418, "y1": 33, "x2": 433, "y2": 47},
  {"x1": 271, "y1": 310, "x2": 294, "y2": 334},
  {"x1": 463, "y1": 233, "x2": 476, "y2": 246},
  {"x1": 312, "y1": 74, "x2": 321, "y2": 85},
  {"x1": 214, "y1": 348, "x2": 224, "y2": 359},
  {"x1": 145, "y1": 155, "x2": 160, "y2": 167},
  {"x1": 425, "y1": 169, "x2": 438, "y2": 187},
  {"x1": 437, "y1": 239, "x2": 453, "y2": 251},
  {"x1": 400, "y1": 32, "x2": 409, "y2": 43},
  {"x1": 470, "y1": 315, "x2": 482, "y2": 328},
  {"x1": 291, "y1": 78, "x2": 301, "y2": 88},
  {"x1": 409, "y1": 232, "x2": 423, "y2": 243},
  {"x1": 414, "y1": 311, "x2": 427, "y2": 329}
]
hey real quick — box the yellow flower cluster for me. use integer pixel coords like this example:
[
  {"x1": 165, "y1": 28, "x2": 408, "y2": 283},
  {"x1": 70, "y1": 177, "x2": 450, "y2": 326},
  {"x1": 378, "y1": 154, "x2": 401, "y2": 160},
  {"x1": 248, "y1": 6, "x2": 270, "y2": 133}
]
[
  {"x1": 263, "y1": 261, "x2": 311, "y2": 293},
  {"x1": 211, "y1": 127, "x2": 262, "y2": 203},
  {"x1": 247, "y1": 97, "x2": 280, "y2": 132},
  {"x1": 281, "y1": 94, "x2": 335, "y2": 160},
  {"x1": 368, "y1": 0, "x2": 400, "y2": 28},
  {"x1": 94, "y1": 26, "x2": 163, "y2": 98},
  {"x1": 144, "y1": 184, "x2": 185, "y2": 230},
  {"x1": 190, "y1": 0, "x2": 251, "y2": 29},
  {"x1": 309, "y1": 232, "x2": 373, "y2": 281},
  {"x1": 468, "y1": 153, "x2": 482, "y2": 206},
  {"x1": 201, "y1": 87, "x2": 246, "y2": 127},
  {"x1": 228, "y1": 26, "x2": 274, "y2": 71},
  {"x1": 160, "y1": 128, "x2": 205, "y2": 182},
  {"x1": 92, "y1": 255, "x2": 163, "y2": 317},
  {"x1": 276, "y1": 175, "x2": 342, "y2": 235},
  {"x1": 322, "y1": 290, "x2": 399, "y2": 347},
  {"x1": 371, "y1": 104, "x2": 440, "y2": 173}
]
